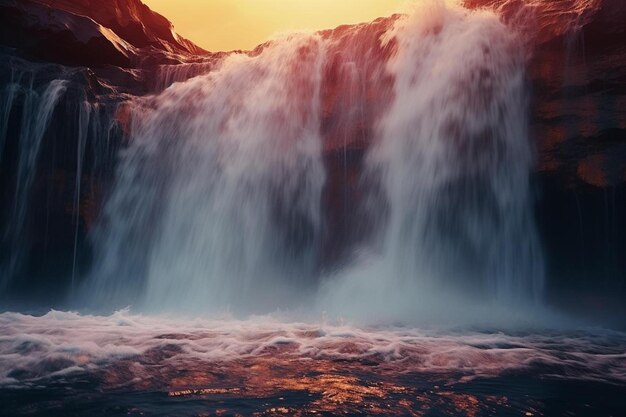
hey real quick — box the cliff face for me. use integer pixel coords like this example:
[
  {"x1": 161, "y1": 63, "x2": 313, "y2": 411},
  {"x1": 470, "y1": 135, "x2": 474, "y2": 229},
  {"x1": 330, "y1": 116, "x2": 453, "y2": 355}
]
[
  {"x1": 522, "y1": 0, "x2": 626, "y2": 320},
  {"x1": 0, "y1": 0, "x2": 205, "y2": 67},
  {"x1": 317, "y1": 1, "x2": 626, "y2": 322},
  {"x1": 32, "y1": 0, "x2": 206, "y2": 54},
  {"x1": 0, "y1": 0, "x2": 217, "y2": 92},
  {"x1": 456, "y1": 0, "x2": 626, "y2": 319},
  {"x1": 0, "y1": 0, "x2": 624, "y2": 322},
  {"x1": 0, "y1": 0, "x2": 219, "y2": 303}
]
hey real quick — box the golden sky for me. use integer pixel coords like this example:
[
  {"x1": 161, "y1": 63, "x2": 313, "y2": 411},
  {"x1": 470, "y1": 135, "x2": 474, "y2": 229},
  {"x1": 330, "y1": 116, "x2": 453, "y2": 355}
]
[{"x1": 143, "y1": 0, "x2": 407, "y2": 51}]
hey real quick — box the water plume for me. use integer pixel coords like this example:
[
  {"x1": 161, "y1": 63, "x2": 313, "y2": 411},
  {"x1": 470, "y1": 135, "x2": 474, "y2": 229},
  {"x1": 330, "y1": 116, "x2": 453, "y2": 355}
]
[
  {"x1": 87, "y1": 1, "x2": 544, "y2": 324},
  {"x1": 88, "y1": 34, "x2": 327, "y2": 313}
]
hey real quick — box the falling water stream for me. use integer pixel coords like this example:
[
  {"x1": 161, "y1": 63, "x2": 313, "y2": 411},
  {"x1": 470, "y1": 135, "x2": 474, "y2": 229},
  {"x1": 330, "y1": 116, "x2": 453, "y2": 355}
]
[
  {"x1": 0, "y1": 60, "x2": 120, "y2": 293},
  {"x1": 0, "y1": 70, "x2": 67, "y2": 287},
  {"x1": 86, "y1": 2, "x2": 543, "y2": 321}
]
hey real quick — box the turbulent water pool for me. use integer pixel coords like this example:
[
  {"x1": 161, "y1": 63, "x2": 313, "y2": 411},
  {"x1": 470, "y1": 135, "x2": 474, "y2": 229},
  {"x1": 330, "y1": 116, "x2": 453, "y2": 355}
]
[{"x1": 0, "y1": 311, "x2": 624, "y2": 417}]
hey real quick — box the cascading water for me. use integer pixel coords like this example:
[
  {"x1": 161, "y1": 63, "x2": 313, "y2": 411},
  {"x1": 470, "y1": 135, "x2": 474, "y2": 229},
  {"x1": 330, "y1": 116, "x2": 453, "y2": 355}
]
[
  {"x1": 87, "y1": 1, "x2": 544, "y2": 321},
  {"x1": 319, "y1": 2, "x2": 544, "y2": 322},
  {"x1": 0, "y1": 57, "x2": 122, "y2": 295},
  {"x1": 154, "y1": 61, "x2": 219, "y2": 92},
  {"x1": 2, "y1": 2, "x2": 625, "y2": 416},
  {"x1": 87, "y1": 35, "x2": 327, "y2": 312},
  {"x1": 0, "y1": 70, "x2": 67, "y2": 287}
]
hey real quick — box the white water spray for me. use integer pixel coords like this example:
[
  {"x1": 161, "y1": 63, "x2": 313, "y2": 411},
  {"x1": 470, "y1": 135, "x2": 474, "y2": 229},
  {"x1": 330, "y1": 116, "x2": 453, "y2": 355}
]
[
  {"x1": 88, "y1": 1, "x2": 543, "y2": 322},
  {"x1": 89, "y1": 35, "x2": 327, "y2": 312},
  {"x1": 319, "y1": 3, "x2": 544, "y2": 323}
]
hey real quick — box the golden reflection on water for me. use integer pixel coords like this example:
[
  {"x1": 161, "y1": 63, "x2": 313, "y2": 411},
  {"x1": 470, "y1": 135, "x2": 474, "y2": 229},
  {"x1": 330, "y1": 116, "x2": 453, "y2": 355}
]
[{"x1": 156, "y1": 354, "x2": 516, "y2": 416}]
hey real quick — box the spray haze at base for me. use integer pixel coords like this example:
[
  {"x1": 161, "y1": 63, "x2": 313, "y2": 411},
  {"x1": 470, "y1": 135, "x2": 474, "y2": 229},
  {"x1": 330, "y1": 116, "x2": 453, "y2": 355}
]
[{"x1": 80, "y1": 1, "x2": 545, "y2": 325}]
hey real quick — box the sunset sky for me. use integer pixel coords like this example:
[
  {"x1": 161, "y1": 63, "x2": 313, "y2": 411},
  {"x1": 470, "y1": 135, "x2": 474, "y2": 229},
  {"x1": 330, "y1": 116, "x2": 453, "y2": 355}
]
[{"x1": 143, "y1": 0, "x2": 407, "y2": 51}]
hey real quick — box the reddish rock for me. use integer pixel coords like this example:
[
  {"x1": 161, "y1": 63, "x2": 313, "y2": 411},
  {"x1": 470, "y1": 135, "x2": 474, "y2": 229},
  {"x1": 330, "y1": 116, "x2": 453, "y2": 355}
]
[{"x1": 32, "y1": 0, "x2": 205, "y2": 54}]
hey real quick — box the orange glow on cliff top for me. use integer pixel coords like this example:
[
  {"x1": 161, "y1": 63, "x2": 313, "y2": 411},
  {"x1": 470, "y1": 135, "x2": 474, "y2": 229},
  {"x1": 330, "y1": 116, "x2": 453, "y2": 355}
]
[{"x1": 143, "y1": 0, "x2": 407, "y2": 51}]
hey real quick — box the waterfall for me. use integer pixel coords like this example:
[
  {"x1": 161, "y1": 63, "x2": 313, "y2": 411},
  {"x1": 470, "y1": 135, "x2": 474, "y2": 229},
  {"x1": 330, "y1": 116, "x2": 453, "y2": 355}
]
[
  {"x1": 319, "y1": 2, "x2": 544, "y2": 322},
  {"x1": 87, "y1": 34, "x2": 327, "y2": 312},
  {"x1": 378, "y1": 2, "x2": 544, "y2": 300},
  {"x1": 154, "y1": 61, "x2": 219, "y2": 92},
  {"x1": 87, "y1": 1, "x2": 544, "y2": 320},
  {"x1": 0, "y1": 57, "x2": 123, "y2": 295},
  {"x1": 0, "y1": 71, "x2": 67, "y2": 288}
]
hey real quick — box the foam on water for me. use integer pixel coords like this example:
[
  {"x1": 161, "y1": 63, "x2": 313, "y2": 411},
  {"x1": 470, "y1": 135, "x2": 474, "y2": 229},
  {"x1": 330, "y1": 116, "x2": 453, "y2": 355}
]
[{"x1": 0, "y1": 311, "x2": 624, "y2": 388}]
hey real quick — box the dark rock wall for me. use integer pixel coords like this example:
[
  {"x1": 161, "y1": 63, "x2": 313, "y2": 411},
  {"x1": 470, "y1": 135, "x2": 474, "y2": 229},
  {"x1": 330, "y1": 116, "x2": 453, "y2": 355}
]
[
  {"x1": 529, "y1": 0, "x2": 626, "y2": 323},
  {"x1": 0, "y1": 58, "x2": 123, "y2": 306}
]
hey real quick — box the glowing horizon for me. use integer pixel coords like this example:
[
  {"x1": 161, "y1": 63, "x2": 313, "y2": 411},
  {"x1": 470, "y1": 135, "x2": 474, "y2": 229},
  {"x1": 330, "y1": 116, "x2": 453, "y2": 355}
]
[{"x1": 143, "y1": 0, "x2": 407, "y2": 51}]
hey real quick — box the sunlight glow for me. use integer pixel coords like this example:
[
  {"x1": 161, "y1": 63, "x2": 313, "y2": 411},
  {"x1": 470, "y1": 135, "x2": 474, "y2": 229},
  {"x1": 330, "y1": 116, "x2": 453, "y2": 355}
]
[{"x1": 143, "y1": 0, "x2": 408, "y2": 51}]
